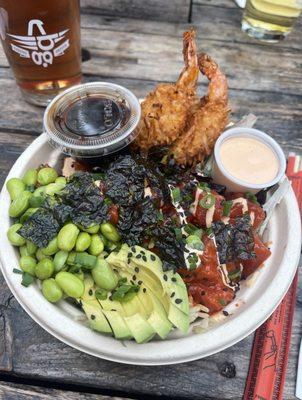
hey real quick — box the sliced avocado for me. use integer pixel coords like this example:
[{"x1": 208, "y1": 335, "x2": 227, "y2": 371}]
[
  {"x1": 101, "y1": 309, "x2": 132, "y2": 340},
  {"x1": 82, "y1": 275, "x2": 96, "y2": 301},
  {"x1": 168, "y1": 303, "x2": 189, "y2": 333},
  {"x1": 124, "y1": 313, "x2": 155, "y2": 343},
  {"x1": 81, "y1": 299, "x2": 112, "y2": 334}
]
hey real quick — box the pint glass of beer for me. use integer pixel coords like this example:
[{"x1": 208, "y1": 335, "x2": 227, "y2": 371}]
[{"x1": 0, "y1": 0, "x2": 82, "y2": 106}]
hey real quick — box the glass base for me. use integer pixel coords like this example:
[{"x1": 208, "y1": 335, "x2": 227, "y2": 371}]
[
  {"x1": 241, "y1": 20, "x2": 288, "y2": 43},
  {"x1": 19, "y1": 88, "x2": 57, "y2": 107}
]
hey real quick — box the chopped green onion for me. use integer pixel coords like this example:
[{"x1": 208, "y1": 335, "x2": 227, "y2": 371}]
[
  {"x1": 171, "y1": 187, "x2": 181, "y2": 203},
  {"x1": 183, "y1": 223, "x2": 203, "y2": 237},
  {"x1": 21, "y1": 272, "x2": 34, "y2": 287},
  {"x1": 92, "y1": 172, "x2": 105, "y2": 181},
  {"x1": 174, "y1": 228, "x2": 182, "y2": 242},
  {"x1": 13, "y1": 268, "x2": 23, "y2": 275},
  {"x1": 104, "y1": 198, "x2": 112, "y2": 206},
  {"x1": 228, "y1": 270, "x2": 241, "y2": 280},
  {"x1": 157, "y1": 210, "x2": 164, "y2": 222},
  {"x1": 197, "y1": 182, "x2": 210, "y2": 192},
  {"x1": 246, "y1": 192, "x2": 258, "y2": 204},
  {"x1": 205, "y1": 227, "x2": 213, "y2": 236},
  {"x1": 186, "y1": 235, "x2": 204, "y2": 251},
  {"x1": 219, "y1": 298, "x2": 227, "y2": 306},
  {"x1": 95, "y1": 288, "x2": 108, "y2": 300},
  {"x1": 199, "y1": 194, "x2": 215, "y2": 209},
  {"x1": 182, "y1": 193, "x2": 194, "y2": 203},
  {"x1": 187, "y1": 253, "x2": 199, "y2": 270},
  {"x1": 222, "y1": 200, "x2": 233, "y2": 217},
  {"x1": 118, "y1": 277, "x2": 127, "y2": 285}
]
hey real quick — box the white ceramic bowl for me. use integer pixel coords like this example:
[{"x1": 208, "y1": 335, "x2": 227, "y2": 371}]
[{"x1": 0, "y1": 133, "x2": 301, "y2": 365}]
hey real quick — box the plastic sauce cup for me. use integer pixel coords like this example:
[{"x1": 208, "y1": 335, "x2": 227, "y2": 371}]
[{"x1": 213, "y1": 127, "x2": 286, "y2": 193}]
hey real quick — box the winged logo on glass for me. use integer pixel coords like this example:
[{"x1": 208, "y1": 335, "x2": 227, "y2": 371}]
[{"x1": 7, "y1": 19, "x2": 70, "y2": 68}]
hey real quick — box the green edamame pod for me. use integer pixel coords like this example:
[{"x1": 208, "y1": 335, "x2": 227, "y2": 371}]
[
  {"x1": 6, "y1": 178, "x2": 25, "y2": 201},
  {"x1": 75, "y1": 232, "x2": 91, "y2": 252},
  {"x1": 9, "y1": 191, "x2": 32, "y2": 218},
  {"x1": 20, "y1": 255, "x2": 36, "y2": 276},
  {"x1": 37, "y1": 167, "x2": 58, "y2": 185},
  {"x1": 81, "y1": 224, "x2": 100, "y2": 234},
  {"x1": 20, "y1": 207, "x2": 38, "y2": 224},
  {"x1": 88, "y1": 234, "x2": 104, "y2": 256},
  {"x1": 53, "y1": 250, "x2": 69, "y2": 272},
  {"x1": 22, "y1": 169, "x2": 38, "y2": 187},
  {"x1": 26, "y1": 240, "x2": 37, "y2": 255},
  {"x1": 42, "y1": 279, "x2": 63, "y2": 303},
  {"x1": 91, "y1": 258, "x2": 118, "y2": 291},
  {"x1": 41, "y1": 237, "x2": 58, "y2": 256},
  {"x1": 19, "y1": 245, "x2": 30, "y2": 257},
  {"x1": 55, "y1": 177, "x2": 67, "y2": 185},
  {"x1": 57, "y1": 223, "x2": 79, "y2": 252},
  {"x1": 36, "y1": 248, "x2": 49, "y2": 261},
  {"x1": 7, "y1": 223, "x2": 26, "y2": 246},
  {"x1": 55, "y1": 271, "x2": 84, "y2": 298},
  {"x1": 100, "y1": 222, "x2": 120, "y2": 242},
  {"x1": 45, "y1": 182, "x2": 65, "y2": 196},
  {"x1": 35, "y1": 258, "x2": 54, "y2": 280}
]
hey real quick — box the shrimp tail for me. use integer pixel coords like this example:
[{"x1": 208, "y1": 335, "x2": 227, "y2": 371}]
[{"x1": 177, "y1": 29, "x2": 199, "y2": 90}]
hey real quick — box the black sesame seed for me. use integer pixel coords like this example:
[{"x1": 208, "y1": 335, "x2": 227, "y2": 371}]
[
  {"x1": 170, "y1": 292, "x2": 175, "y2": 298},
  {"x1": 163, "y1": 274, "x2": 168, "y2": 281},
  {"x1": 150, "y1": 254, "x2": 156, "y2": 261},
  {"x1": 201, "y1": 290, "x2": 206, "y2": 296},
  {"x1": 136, "y1": 254, "x2": 142, "y2": 259},
  {"x1": 140, "y1": 250, "x2": 145, "y2": 255},
  {"x1": 171, "y1": 277, "x2": 177, "y2": 282},
  {"x1": 143, "y1": 288, "x2": 147, "y2": 293},
  {"x1": 138, "y1": 280, "x2": 143, "y2": 285},
  {"x1": 131, "y1": 246, "x2": 136, "y2": 253},
  {"x1": 184, "y1": 248, "x2": 189, "y2": 253},
  {"x1": 132, "y1": 275, "x2": 136, "y2": 281},
  {"x1": 128, "y1": 252, "x2": 133, "y2": 258},
  {"x1": 175, "y1": 299, "x2": 182, "y2": 304},
  {"x1": 113, "y1": 269, "x2": 118, "y2": 273},
  {"x1": 223, "y1": 311, "x2": 229, "y2": 316},
  {"x1": 91, "y1": 314, "x2": 96, "y2": 320},
  {"x1": 109, "y1": 296, "x2": 113, "y2": 301},
  {"x1": 130, "y1": 280, "x2": 134, "y2": 285},
  {"x1": 127, "y1": 258, "x2": 131, "y2": 264},
  {"x1": 135, "y1": 267, "x2": 139, "y2": 273},
  {"x1": 88, "y1": 289, "x2": 93, "y2": 296},
  {"x1": 142, "y1": 256, "x2": 147, "y2": 262}
]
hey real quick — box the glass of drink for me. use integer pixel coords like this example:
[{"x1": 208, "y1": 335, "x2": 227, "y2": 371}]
[
  {"x1": 0, "y1": 0, "x2": 82, "y2": 106},
  {"x1": 242, "y1": 0, "x2": 302, "y2": 42}
]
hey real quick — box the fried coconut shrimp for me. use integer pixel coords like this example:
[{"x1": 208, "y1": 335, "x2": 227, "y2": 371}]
[
  {"x1": 170, "y1": 53, "x2": 229, "y2": 165},
  {"x1": 134, "y1": 29, "x2": 199, "y2": 151}
]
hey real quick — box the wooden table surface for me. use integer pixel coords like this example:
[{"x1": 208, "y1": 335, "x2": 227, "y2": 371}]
[{"x1": 0, "y1": 1, "x2": 301, "y2": 399}]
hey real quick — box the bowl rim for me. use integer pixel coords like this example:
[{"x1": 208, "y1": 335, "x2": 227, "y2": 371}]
[{"x1": 0, "y1": 133, "x2": 300, "y2": 365}]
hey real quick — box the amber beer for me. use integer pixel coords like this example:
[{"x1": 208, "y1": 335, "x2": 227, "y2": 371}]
[{"x1": 0, "y1": 0, "x2": 82, "y2": 106}]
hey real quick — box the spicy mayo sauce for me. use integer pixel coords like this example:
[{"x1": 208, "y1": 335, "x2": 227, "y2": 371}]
[{"x1": 219, "y1": 137, "x2": 279, "y2": 185}]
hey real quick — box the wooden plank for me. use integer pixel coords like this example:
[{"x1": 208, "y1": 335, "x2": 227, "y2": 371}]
[
  {"x1": 81, "y1": 0, "x2": 191, "y2": 23},
  {"x1": 0, "y1": 382, "x2": 129, "y2": 400},
  {"x1": 0, "y1": 260, "x2": 300, "y2": 399}
]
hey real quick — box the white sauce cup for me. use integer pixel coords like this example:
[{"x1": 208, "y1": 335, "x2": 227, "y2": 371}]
[{"x1": 213, "y1": 127, "x2": 286, "y2": 193}]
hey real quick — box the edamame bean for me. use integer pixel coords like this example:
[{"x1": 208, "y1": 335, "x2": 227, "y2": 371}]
[
  {"x1": 45, "y1": 182, "x2": 65, "y2": 196},
  {"x1": 7, "y1": 223, "x2": 26, "y2": 246},
  {"x1": 36, "y1": 248, "x2": 49, "y2": 261},
  {"x1": 22, "y1": 169, "x2": 38, "y2": 187},
  {"x1": 19, "y1": 245, "x2": 30, "y2": 257},
  {"x1": 20, "y1": 255, "x2": 36, "y2": 276},
  {"x1": 6, "y1": 178, "x2": 25, "y2": 201},
  {"x1": 30, "y1": 186, "x2": 46, "y2": 208},
  {"x1": 42, "y1": 279, "x2": 63, "y2": 303},
  {"x1": 100, "y1": 222, "x2": 120, "y2": 242},
  {"x1": 26, "y1": 240, "x2": 37, "y2": 255},
  {"x1": 37, "y1": 167, "x2": 58, "y2": 185},
  {"x1": 20, "y1": 207, "x2": 38, "y2": 224},
  {"x1": 91, "y1": 258, "x2": 118, "y2": 290},
  {"x1": 35, "y1": 258, "x2": 54, "y2": 280},
  {"x1": 55, "y1": 177, "x2": 67, "y2": 185},
  {"x1": 58, "y1": 223, "x2": 79, "y2": 252},
  {"x1": 67, "y1": 251, "x2": 77, "y2": 265},
  {"x1": 54, "y1": 250, "x2": 69, "y2": 272},
  {"x1": 55, "y1": 271, "x2": 84, "y2": 298},
  {"x1": 88, "y1": 234, "x2": 104, "y2": 256},
  {"x1": 81, "y1": 224, "x2": 100, "y2": 234},
  {"x1": 76, "y1": 232, "x2": 91, "y2": 252},
  {"x1": 9, "y1": 191, "x2": 31, "y2": 218},
  {"x1": 41, "y1": 237, "x2": 58, "y2": 256}
]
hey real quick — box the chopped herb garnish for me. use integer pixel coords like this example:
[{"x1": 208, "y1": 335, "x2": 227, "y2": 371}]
[
  {"x1": 111, "y1": 283, "x2": 140, "y2": 302},
  {"x1": 197, "y1": 182, "x2": 210, "y2": 192},
  {"x1": 222, "y1": 200, "x2": 233, "y2": 217},
  {"x1": 171, "y1": 187, "x2": 181, "y2": 203},
  {"x1": 228, "y1": 270, "x2": 241, "y2": 281},
  {"x1": 174, "y1": 228, "x2": 182, "y2": 242},
  {"x1": 199, "y1": 194, "x2": 215, "y2": 209},
  {"x1": 187, "y1": 253, "x2": 199, "y2": 270},
  {"x1": 186, "y1": 235, "x2": 204, "y2": 251},
  {"x1": 118, "y1": 277, "x2": 127, "y2": 285},
  {"x1": 246, "y1": 191, "x2": 259, "y2": 205},
  {"x1": 95, "y1": 288, "x2": 108, "y2": 300},
  {"x1": 13, "y1": 268, "x2": 23, "y2": 275},
  {"x1": 184, "y1": 223, "x2": 203, "y2": 237},
  {"x1": 219, "y1": 299, "x2": 227, "y2": 306},
  {"x1": 21, "y1": 272, "x2": 34, "y2": 287}
]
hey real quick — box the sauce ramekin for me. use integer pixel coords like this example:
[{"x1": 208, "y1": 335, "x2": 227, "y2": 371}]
[{"x1": 213, "y1": 127, "x2": 286, "y2": 193}]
